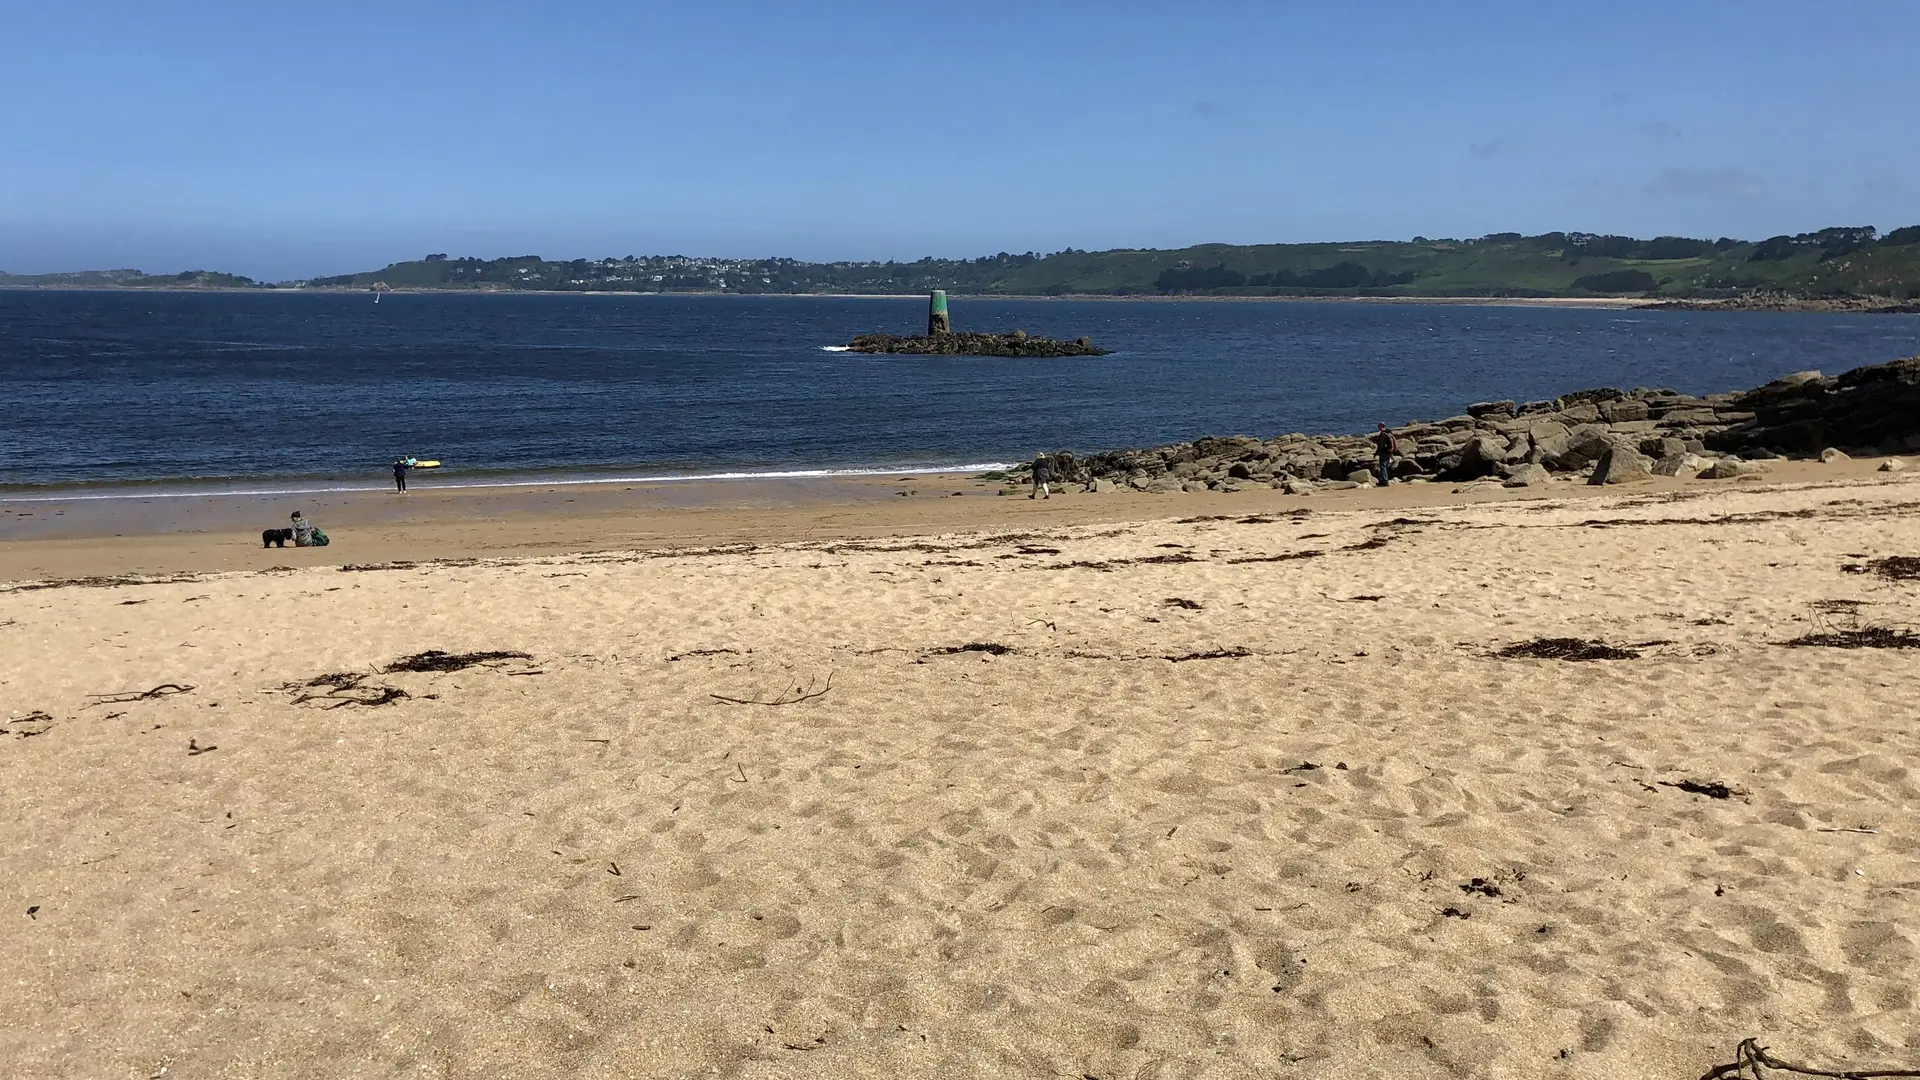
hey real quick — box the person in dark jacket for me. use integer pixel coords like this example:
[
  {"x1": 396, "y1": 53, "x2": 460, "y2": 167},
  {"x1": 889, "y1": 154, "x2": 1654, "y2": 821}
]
[
  {"x1": 392, "y1": 458, "x2": 409, "y2": 493},
  {"x1": 1373, "y1": 423, "x2": 1399, "y2": 487},
  {"x1": 1030, "y1": 454, "x2": 1055, "y2": 500}
]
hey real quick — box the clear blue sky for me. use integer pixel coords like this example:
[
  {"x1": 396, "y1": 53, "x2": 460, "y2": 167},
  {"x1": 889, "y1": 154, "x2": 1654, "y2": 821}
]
[{"x1": 3, "y1": 0, "x2": 1916, "y2": 279}]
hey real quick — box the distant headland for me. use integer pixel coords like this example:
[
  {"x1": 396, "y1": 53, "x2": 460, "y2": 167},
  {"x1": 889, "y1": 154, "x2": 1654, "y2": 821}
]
[{"x1": 6, "y1": 225, "x2": 1920, "y2": 305}]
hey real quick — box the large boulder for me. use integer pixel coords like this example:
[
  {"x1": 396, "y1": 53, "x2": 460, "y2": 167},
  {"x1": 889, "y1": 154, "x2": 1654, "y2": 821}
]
[
  {"x1": 1588, "y1": 445, "x2": 1654, "y2": 485},
  {"x1": 1702, "y1": 458, "x2": 1767, "y2": 480},
  {"x1": 1447, "y1": 435, "x2": 1508, "y2": 480},
  {"x1": 1503, "y1": 463, "x2": 1552, "y2": 487},
  {"x1": 1543, "y1": 425, "x2": 1618, "y2": 471},
  {"x1": 1557, "y1": 387, "x2": 1627, "y2": 411},
  {"x1": 1192, "y1": 435, "x2": 1265, "y2": 460},
  {"x1": 1599, "y1": 399, "x2": 1651, "y2": 423},
  {"x1": 1649, "y1": 402, "x2": 1721, "y2": 426},
  {"x1": 1653, "y1": 452, "x2": 1712, "y2": 478}
]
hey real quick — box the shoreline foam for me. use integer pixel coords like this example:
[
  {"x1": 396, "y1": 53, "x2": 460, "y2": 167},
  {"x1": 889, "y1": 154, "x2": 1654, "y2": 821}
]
[{"x1": 0, "y1": 461, "x2": 1018, "y2": 504}]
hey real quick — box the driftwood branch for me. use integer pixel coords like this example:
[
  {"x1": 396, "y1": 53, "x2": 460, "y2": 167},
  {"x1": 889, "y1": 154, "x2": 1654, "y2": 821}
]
[
  {"x1": 1701, "y1": 1038, "x2": 1920, "y2": 1080},
  {"x1": 711, "y1": 672, "x2": 834, "y2": 707},
  {"x1": 86, "y1": 684, "x2": 195, "y2": 706},
  {"x1": 297, "y1": 686, "x2": 410, "y2": 709}
]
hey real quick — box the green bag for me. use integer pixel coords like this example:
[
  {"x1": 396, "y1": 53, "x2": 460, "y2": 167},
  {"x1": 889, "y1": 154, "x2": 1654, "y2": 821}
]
[{"x1": 310, "y1": 528, "x2": 330, "y2": 547}]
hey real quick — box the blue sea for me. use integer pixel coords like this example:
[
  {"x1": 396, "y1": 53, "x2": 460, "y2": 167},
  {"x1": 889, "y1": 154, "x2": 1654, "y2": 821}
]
[{"x1": 3, "y1": 290, "x2": 1918, "y2": 495}]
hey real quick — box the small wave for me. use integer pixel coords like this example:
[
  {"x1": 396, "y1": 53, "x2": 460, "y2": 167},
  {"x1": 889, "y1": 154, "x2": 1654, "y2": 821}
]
[
  {"x1": 819, "y1": 345, "x2": 852, "y2": 352},
  {"x1": 189, "y1": 340, "x2": 308, "y2": 351},
  {"x1": 0, "y1": 463, "x2": 1020, "y2": 504}
]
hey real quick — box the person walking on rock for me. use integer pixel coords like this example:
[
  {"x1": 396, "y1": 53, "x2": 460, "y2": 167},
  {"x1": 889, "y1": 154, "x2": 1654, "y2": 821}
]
[
  {"x1": 1373, "y1": 423, "x2": 1399, "y2": 487},
  {"x1": 1030, "y1": 454, "x2": 1055, "y2": 500}
]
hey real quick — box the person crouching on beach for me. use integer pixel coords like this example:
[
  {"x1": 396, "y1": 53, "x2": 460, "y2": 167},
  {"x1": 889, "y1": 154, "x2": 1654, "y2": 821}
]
[
  {"x1": 1373, "y1": 423, "x2": 1399, "y2": 487},
  {"x1": 1030, "y1": 454, "x2": 1055, "y2": 500},
  {"x1": 289, "y1": 510, "x2": 330, "y2": 547}
]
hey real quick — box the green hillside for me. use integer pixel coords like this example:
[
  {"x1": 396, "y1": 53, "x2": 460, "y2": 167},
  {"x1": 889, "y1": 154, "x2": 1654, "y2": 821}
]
[
  {"x1": 12, "y1": 225, "x2": 1920, "y2": 299},
  {"x1": 305, "y1": 226, "x2": 1920, "y2": 299},
  {"x1": 0, "y1": 268, "x2": 260, "y2": 289}
]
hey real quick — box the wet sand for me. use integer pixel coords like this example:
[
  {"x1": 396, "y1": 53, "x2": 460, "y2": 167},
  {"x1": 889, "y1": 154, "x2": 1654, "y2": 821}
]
[{"x1": 0, "y1": 458, "x2": 1896, "y2": 582}]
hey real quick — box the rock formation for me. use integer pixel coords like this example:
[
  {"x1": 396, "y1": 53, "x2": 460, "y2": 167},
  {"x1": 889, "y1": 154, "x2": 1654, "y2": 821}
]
[
  {"x1": 1009, "y1": 355, "x2": 1920, "y2": 494},
  {"x1": 846, "y1": 329, "x2": 1107, "y2": 357},
  {"x1": 1651, "y1": 295, "x2": 1920, "y2": 314}
]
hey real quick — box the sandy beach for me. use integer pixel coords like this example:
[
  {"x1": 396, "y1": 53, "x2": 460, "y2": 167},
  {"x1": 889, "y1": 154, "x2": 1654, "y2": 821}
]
[{"x1": 4, "y1": 465, "x2": 1918, "y2": 1078}]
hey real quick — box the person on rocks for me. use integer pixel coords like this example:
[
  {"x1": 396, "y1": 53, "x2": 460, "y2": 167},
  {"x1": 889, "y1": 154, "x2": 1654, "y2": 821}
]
[
  {"x1": 1373, "y1": 423, "x2": 1399, "y2": 486},
  {"x1": 1030, "y1": 453, "x2": 1055, "y2": 500}
]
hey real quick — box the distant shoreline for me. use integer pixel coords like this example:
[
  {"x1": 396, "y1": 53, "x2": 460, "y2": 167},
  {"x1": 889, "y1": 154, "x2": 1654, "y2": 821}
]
[
  {"x1": 17, "y1": 284, "x2": 1920, "y2": 312},
  {"x1": 0, "y1": 284, "x2": 1663, "y2": 308}
]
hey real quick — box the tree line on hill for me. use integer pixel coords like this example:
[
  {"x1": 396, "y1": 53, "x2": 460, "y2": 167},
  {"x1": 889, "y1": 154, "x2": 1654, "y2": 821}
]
[
  {"x1": 10, "y1": 225, "x2": 1920, "y2": 299},
  {"x1": 1153, "y1": 262, "x2": 1417, "y2": 292}
]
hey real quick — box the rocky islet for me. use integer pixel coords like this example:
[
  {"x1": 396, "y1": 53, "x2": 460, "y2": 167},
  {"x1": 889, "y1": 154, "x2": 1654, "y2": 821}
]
[{"x1": 845, "y1": 329, "x2": 1108, "y2": 357}]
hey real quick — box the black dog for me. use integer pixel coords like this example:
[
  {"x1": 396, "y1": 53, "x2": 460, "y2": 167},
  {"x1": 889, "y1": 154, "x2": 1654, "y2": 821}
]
[{"x1": 262, "y1": 528, "x2": 293, "y2": 548}]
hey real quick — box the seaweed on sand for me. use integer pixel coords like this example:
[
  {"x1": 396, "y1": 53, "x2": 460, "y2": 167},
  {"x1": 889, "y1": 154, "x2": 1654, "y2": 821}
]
[
  {"x1": 1658, "y1": 779, "x2": 1746, "y2": 800},
  {"x1": 1782, "y1": 627, "x2": 1920, "y2": 650},
  {"x1": 282, "y1": 672, "x2": 410, "y2": 709},
  {"x1": 1226, "y1": 550, "x2": 1323, "y2": 564},
  {"x1": 1495, "y1": 638, "x2": 1640, "y2": 661},
  {"x1": 385, "y1": 650, "x2": 533, "y2": 673},
  {"x1": 926, "y1": 643, "x2": 1016, "y2": 656},
  {"x1": 1842, "y1": 556, "x2": 1920, "y2": 582}
]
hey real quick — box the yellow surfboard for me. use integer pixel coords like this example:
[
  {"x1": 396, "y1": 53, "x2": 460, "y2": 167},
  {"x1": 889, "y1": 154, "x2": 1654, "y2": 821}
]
[{"x1": 412, "y1": 460, "x2": 441, "y2": 469}]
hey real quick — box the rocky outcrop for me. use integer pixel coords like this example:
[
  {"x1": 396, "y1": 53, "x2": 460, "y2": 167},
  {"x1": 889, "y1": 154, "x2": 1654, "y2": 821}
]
[
  {"x1": 1006, "y1": 355, "x2": 1920, "y2": 494},
  {"x1": 1651, "y1": 295, "x2": 1920, "y2": 314},
  {"x1": 847, "y1": 329, "x2": 1107, "y2": 357},
  {"x1": 1704, "y1": 357, "x2": 1920, "y2": 456}
]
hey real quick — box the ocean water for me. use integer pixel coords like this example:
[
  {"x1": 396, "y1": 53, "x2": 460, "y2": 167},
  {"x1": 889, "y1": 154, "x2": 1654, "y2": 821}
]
[{"x1": 3, "y1": 290, "x2": 1918, "y2": 493}]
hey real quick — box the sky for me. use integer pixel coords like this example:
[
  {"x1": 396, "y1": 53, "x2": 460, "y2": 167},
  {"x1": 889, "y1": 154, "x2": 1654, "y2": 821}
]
[{"x1": 2, "y1": 0, "x2": 1917, "y2": 279}]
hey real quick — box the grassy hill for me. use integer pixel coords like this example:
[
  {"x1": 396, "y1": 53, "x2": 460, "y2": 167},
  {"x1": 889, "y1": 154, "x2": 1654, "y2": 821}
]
[
  {"x1": 13, "y1": 225, "x2": 1920, "y2": 299},
  {"x1": 981, "y1": 227, "x2": 1920, "y2": 298},
  {"x1": 0, "y1": 268, "x2": 261, "y2": 289},
  {"x1": 308, "y1": 226, "x2": 1920, "y2": 299}
]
